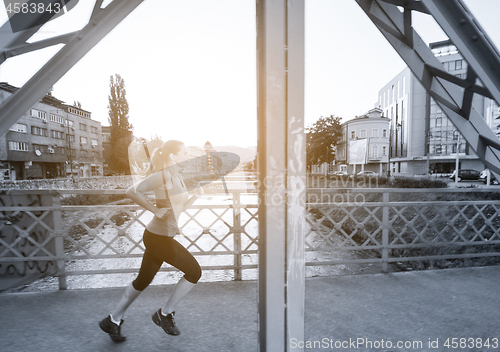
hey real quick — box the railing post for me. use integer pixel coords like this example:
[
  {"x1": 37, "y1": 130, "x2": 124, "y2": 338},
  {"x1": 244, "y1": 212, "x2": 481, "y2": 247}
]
[
  {"x1": 233, "y1": 191, "x2": 242, "y2": 281},
  {"x1": 52, "y1": 193, "x2": 67, "y2": 290},
  {"x1": 382, "y1": 191, "x2": 389, "y2": 273}
]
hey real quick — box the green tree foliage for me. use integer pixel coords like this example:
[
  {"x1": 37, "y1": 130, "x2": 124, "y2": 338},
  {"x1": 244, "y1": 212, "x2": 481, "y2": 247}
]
[
  {"x1": 306, "y1": 115, "x2": 343, "y2": 169},
  {"x1": 108, "y1": 74, "x2": 133, "y2": 173}
]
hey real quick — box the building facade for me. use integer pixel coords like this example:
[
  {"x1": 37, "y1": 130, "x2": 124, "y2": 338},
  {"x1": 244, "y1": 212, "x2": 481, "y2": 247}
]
[
  {"x1": 0, "y1": 83, "x2": 104, "y2": 180},
  {"x1": 377, "y1": 40, "x2": 496, "y2": 175},
  {"x1": 337, "y1": 108, "x2": 390, "y2": 175}
]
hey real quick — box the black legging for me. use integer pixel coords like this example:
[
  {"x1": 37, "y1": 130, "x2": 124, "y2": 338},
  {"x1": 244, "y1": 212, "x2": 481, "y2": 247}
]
[{"x1": 132, "y1": 230, "x2": 202, "y2": 291}]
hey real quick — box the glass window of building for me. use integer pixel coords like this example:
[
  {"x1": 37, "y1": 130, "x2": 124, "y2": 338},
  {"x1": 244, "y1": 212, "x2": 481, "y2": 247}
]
[
  {"x1": 351, "y1": 131, "x2": 355, "y2": 139},
  {"x1": 33, "y1": 144, "x2": 47, "y2": 153},
  {"x1": 31, "y1": 126, "x2": 47, "y2": 136},
  {"x1": 80, "y1": 136, "x2": 87, "y2": 144},
  {"x1": 382, "y1": 146, "x2": 387, "y2": 155},
  {"x1": 8, "y1": 141, "x2": 28, "y2": 151},
  {"x1": 456, "y1": 59, "x2": 462, "y2": 70},
  {"x1": 435, "y1": 117, "x2": 442, "y2": 127},
  {"x1": 372, "y1": 129, "x2": 379, "y2": 138},
  {"x1": 9, "y1": 123, "x2": 27, "y2": 133},
  {"x1": 371, "y1": 145, "x2": 378, "y2": 158},
  {"x1": 360, "y1": 129, "x2": 366, "y2": 138},
  {"x1": 382, "y1": 129, "x2": 387, "y2": 138},
  {"x1": 79, "y1": 123, "x2": 87, "y2": 131}
]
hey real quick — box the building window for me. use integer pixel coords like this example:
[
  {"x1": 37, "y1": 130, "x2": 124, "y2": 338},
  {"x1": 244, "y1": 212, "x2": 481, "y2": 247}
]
[
  {"x1": 456, "y1": 59, "x2": 462, "y2": 70},
  {"x1": 443, "y1": 61, "x2": 449, "y2": 71},
  {"x1": 9, "y1": 123, "x2": 27, "y2": 133},
  {"x1": 91, "y1": 165, "x2": 99, "y2": 176},
  {"x1": 33, "y1": 144, "x2": 47, "y2": 153},
  {"x1": 81, "y1": 149, "x2": 88, "y2": 157},
  {"x1": 91, "y1": 139, "x2": 98, "y2": 147},
  {"x1": 371, "y1": 145, "x2": 378, "y2": 158},
  {"x1": 69, "y1": 149, "x2": 76, "y2": 156},
  {"x1": 55, "y1": 147, "x2": 65, "y2": 155},
  {"x1": 67, "y1": 120, "x2": 74, "y2": 127},
  {"x1": 382, "y1": 146, "x2": 387, "y2": 156},
  {"x1": 351, "y1": 131, "x2": 355, "y2": 139},
  {"x1": 360, "y1": 129, "x2": 366, "y2": 138},
  {"x1": 435, "y1": 144, "x2": 442, "y2": 154},
  {"x1": 31, "y1": 126, "x2": 48, "y2": 136},
  {"x1": 67, "y1": 134, "x2": 75, "y2": 142},
  {"x1": 50, "y1": 114, "x2": 64, "y2": 124},
  {"x1": 50, "y1": 130, "x2": 65, "y2": 139},
  {"x1": 80, "y1": 136, "x2": 87, "y2": 145},
  {"x1": 30, "y1": 109, "x2": 47, "y2": 121},
  {"x1": 402, "y1": 76, "x2": 406, "y2": 96},
  {"x1": 372, "y1": 129, "x2": 379, "y2": 138},
  {"x1": 79, "y1": 123, "x2": 87, "y2": 131},
  {"x1": 382, "y1": 129, "x2": 387, "y2": 138},
  {"x1": 435, "y1": 117, "x2": 442, "y2": 127},
  {"x1": 434, "y1": 131, "x2": 441, "y2": 140},
  {"x1": 91, "y1": 126, "x2": 98, "y2": 134},
  {"x1": 8, "y1": 141, "x2": 28, "y2": 151}
]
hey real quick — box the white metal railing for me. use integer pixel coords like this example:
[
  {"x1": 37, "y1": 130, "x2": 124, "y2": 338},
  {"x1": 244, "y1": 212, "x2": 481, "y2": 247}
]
[{"x1": 1, "y1": 187, "x2": 500, "y2": 290}]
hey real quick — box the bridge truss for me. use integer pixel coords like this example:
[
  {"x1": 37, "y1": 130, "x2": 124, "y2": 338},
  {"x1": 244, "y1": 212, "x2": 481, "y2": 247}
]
[{"x1": 0, "y1": 1, "x2": 499, "y2": 351}]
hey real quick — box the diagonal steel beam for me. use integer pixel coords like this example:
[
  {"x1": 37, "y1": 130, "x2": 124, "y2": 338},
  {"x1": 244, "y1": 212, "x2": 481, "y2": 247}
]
[
  {"x1": 422, "y1": 0, "x2": 500, "y2": 106},
  {"x1": 0, "y1": 0, "x2": 145, "y2": 139},
  {"x1": 356, "y1": 0, "x2": 500, "y2": 176}
]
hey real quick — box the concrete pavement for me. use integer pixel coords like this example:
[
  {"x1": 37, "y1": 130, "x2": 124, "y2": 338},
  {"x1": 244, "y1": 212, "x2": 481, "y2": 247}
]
[{"x1": 1, "y1": 266, "x2": 499, "y2": 352}]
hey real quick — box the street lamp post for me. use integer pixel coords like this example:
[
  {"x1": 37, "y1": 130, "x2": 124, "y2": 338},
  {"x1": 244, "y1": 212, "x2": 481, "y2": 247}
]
[{"x1": 66, "y1": 120, "x2": 75, "y2": 182}]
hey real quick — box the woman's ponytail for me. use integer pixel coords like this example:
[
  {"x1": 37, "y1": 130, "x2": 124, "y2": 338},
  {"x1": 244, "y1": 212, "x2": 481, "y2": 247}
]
[{"x1": 150, "y1": 140, "x2": 184, "y2": 173}]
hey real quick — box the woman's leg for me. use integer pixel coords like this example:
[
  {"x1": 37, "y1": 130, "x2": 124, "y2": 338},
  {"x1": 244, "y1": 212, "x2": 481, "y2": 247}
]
[
  {"x1": 160, "y1": 238, "x2": 202, "y2": 314},
  {"x1": 161, "y1": 277, "x2": 196, "y2": 315},
  {"x1": 111, "y1": 283, "x2": 142, "y2": 322},
  {"x1": 148, "y1": 237, "x2": 201, "y2": 335},
  {"x1": 108, "y1": 230, "x2": 164, "y2": 321}
]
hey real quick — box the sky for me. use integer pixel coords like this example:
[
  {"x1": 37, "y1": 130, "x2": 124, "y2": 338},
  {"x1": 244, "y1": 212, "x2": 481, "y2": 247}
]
[{"x1": 0, "y1": 0, "x2": 499, "y2": 148}]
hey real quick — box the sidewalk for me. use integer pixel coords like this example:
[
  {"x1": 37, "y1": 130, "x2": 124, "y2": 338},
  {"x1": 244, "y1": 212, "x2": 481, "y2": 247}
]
[{"x1": 1, "y1": 266, "x2": 499, "y2": 352}]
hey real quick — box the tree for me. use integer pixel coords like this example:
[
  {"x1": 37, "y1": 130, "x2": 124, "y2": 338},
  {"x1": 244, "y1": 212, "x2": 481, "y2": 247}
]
[
  {"x1": 306, "y1": 115, "x2": 343, "y2": 170},
  {"x1": 108, "y1": 74, "x2": 133, "y2": 173}
]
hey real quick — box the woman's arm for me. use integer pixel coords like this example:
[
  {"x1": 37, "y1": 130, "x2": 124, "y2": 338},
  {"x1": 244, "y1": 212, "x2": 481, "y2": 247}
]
[{"x1": 126, "y1": 171, "x2": 171, "y2": 219}]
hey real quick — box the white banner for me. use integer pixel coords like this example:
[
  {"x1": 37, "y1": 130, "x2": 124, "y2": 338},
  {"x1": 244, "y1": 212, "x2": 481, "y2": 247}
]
[{"x1": 348, "y1": 139, "x2": 368, "y2": 164}]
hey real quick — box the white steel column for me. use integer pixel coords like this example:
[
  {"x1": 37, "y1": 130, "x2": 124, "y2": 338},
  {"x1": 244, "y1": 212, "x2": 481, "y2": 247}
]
[{"x1": 256, "y1": 0, "x2": 305, "y2": 351}]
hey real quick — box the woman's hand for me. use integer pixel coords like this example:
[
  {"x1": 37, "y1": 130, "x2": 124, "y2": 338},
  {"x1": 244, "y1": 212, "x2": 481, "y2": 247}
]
[{"x1": 154, "y1": 207, "x2": 170, "y2": 220}]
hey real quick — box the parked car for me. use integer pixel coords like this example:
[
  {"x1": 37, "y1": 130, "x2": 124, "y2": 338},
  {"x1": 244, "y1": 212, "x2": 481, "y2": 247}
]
[
  {"x1": 330, "y1": 171, "x2": 349, "y2": 179},
  {"x1": 449, "y1": 169, "x2": 480, "y2": 181},
  {"x1": 479, "y1": 169, "x2": 500, "y2": 185},
  {"x1": 350, "y1": 170, "x2": 379, "y2": 180}
]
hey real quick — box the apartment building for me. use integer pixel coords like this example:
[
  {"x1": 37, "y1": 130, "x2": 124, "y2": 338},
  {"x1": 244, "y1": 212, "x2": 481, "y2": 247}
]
[
  {"x1": 337, "y1": 108, "x2": 390, "y2": 175},
  {"x1": 0, "y1": 83, "x2": 104, "y2": 180}
]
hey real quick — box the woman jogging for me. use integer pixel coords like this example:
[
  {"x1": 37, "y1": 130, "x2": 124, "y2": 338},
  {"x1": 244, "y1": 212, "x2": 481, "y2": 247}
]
[{"x1": 99, "y1": 140, "x2": 203, "y2": 342}]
